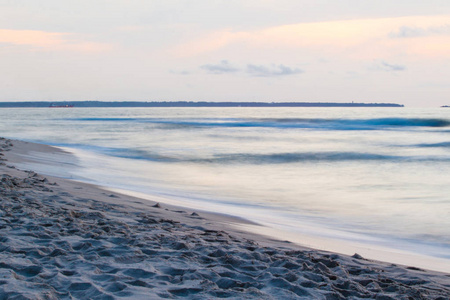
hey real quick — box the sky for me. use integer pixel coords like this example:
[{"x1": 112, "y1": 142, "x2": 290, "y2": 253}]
[{"x1": 1, "y1": 1, "x2": 450, "y2": 107}]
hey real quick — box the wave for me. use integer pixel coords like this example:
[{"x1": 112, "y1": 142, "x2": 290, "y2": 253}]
[
  {"x1": 195, "y1": 152, "x2": 400, "y2": 164},
  {"x1": 53, "y1": 143, "x2": 179, "y2": 163},
  {"x1": 415, "y1": 142, "x2": 450, "y2": 148},
  {"x1": 106, "y1": 150, "x2": 450, "y2": 164},
  {"x1": 356, "y1": 118, "x2": 450, "y2": 127},
  {"x1": 65, "y1": 117, "x2": 450, "y2": 130},
  {"x1": 61, "y1": 144, "x2": 401, "y2": 164},
  {"x1": 54, "y1": 139, "x2": 450, "y2": 164}
]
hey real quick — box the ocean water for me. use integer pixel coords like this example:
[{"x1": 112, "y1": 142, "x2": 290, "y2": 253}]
[{"x1": 1, "y1": 107, "x2": 449, "y2": 270}]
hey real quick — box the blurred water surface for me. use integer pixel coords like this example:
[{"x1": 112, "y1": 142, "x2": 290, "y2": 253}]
[{"x1": 2, "y1": 107, "x2": 449, "y2": 267}]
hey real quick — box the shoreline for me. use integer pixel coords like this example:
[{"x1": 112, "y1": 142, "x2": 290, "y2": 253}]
[
  {"x1": 1, "y1": 137, "x2": 449, "y2": 299},
  {"x1": 12, "y1": 138, "x2": 450, "y2": 274}
]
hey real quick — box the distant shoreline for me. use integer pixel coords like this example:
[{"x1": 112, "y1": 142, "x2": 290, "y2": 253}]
[{"x1": 0, "y1": 101, "x2": 404, "y2": 108}]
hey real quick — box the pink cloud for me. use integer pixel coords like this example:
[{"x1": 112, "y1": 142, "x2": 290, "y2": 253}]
[
  {"x1": 0, "y1": 29, "x2": 111, "y2": 53},
  {"x1": 170, "y1": 15, "x2": 450, "y2": 59}
]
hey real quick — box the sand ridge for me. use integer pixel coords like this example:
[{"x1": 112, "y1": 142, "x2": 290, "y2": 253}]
[{"x1": 1, "y1": 138, "x2": 449, "y2": 299}]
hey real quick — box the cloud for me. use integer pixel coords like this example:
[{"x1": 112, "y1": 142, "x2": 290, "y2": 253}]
[
  {"x1": 171, "y1": 15, "x2": 450, "y2": 60},
  {"x1": 0, "y1": 29, "x2": 111, "y2": 53},
  {"x1": 246, "y1": 64, "x2": 303, "y2": 77},
  {"x1": 200, "y1": 60, "x2": 240, "y2": 74},
  {"x1": 200, "y1": 61, "x2": 303, "y2": 77},
  {"x1": 389, "y1": 25, "x2": 450, "y2": 38},
  {"x1": 370, "y1": 61, "x2": 406, "y2": 72}
]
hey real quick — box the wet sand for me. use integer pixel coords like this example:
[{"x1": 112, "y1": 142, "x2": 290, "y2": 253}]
[{"x1": 1, "y1": 138, "x2": 449, "y2": 299}]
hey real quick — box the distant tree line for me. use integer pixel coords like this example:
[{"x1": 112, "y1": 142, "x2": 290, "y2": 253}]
[{"x1": 0, "y1": 101, "x2": 404, "y2": 108}]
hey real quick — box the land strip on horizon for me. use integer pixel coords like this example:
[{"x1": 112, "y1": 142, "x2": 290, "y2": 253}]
[{"x1": 0, "y1": 101, "x2": 404, "y2": 108}]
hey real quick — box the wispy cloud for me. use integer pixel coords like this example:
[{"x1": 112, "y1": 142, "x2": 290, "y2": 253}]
[
  {"x1": 0, "y1": 29, "x2": 111, "y2": 53},
  {"x1": 246, "y1": 64, "x2": 303, "y2": 77},
  {"x1": 370, "y1": 61, "x2": 406, "y2": 72},
  {"x1": 200, "y1": 61, "x2": 303, "y2": 77},
  {"x1": 389, "y1": 25, "x2": 450, "y2": 38},
  {"x1": 200, "y1": 60, "x2": 240, "y2": 74}
]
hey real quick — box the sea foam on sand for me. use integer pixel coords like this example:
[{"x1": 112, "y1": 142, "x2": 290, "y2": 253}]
[{"x1": 1, "y1": 138, "x2": 449, "y2": 299}]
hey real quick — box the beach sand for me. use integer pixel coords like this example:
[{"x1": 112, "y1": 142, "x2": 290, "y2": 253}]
[{"x1": 1, "y1": 137, "x2": 449, "y2": 299}]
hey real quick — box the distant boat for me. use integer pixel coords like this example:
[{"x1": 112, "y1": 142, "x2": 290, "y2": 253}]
[{"x1": 49, "y1": 104, "x2": 74, "y2": 108}]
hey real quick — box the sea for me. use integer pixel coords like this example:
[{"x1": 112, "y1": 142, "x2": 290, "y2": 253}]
[{"x1": 1, "y1": 107, "x2": 449, "y2": 272}]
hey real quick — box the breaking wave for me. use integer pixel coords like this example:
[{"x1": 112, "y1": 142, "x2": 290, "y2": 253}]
[
  {"x1": 66, "y1": 117, "x2": 450, "y2": 130},
  {"x1": 59, "y1": 145, "x2": 419, "y2": 164}
]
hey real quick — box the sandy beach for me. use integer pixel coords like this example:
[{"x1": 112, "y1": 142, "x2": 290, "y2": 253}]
[{"x1": 1, "y1": 137, "x2": 449, "y2": 299}]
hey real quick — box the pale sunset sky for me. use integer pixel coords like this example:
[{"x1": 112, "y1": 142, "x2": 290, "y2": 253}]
[{"x1": 1, "y1": 1, "x2": 450, "y2": 107}]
